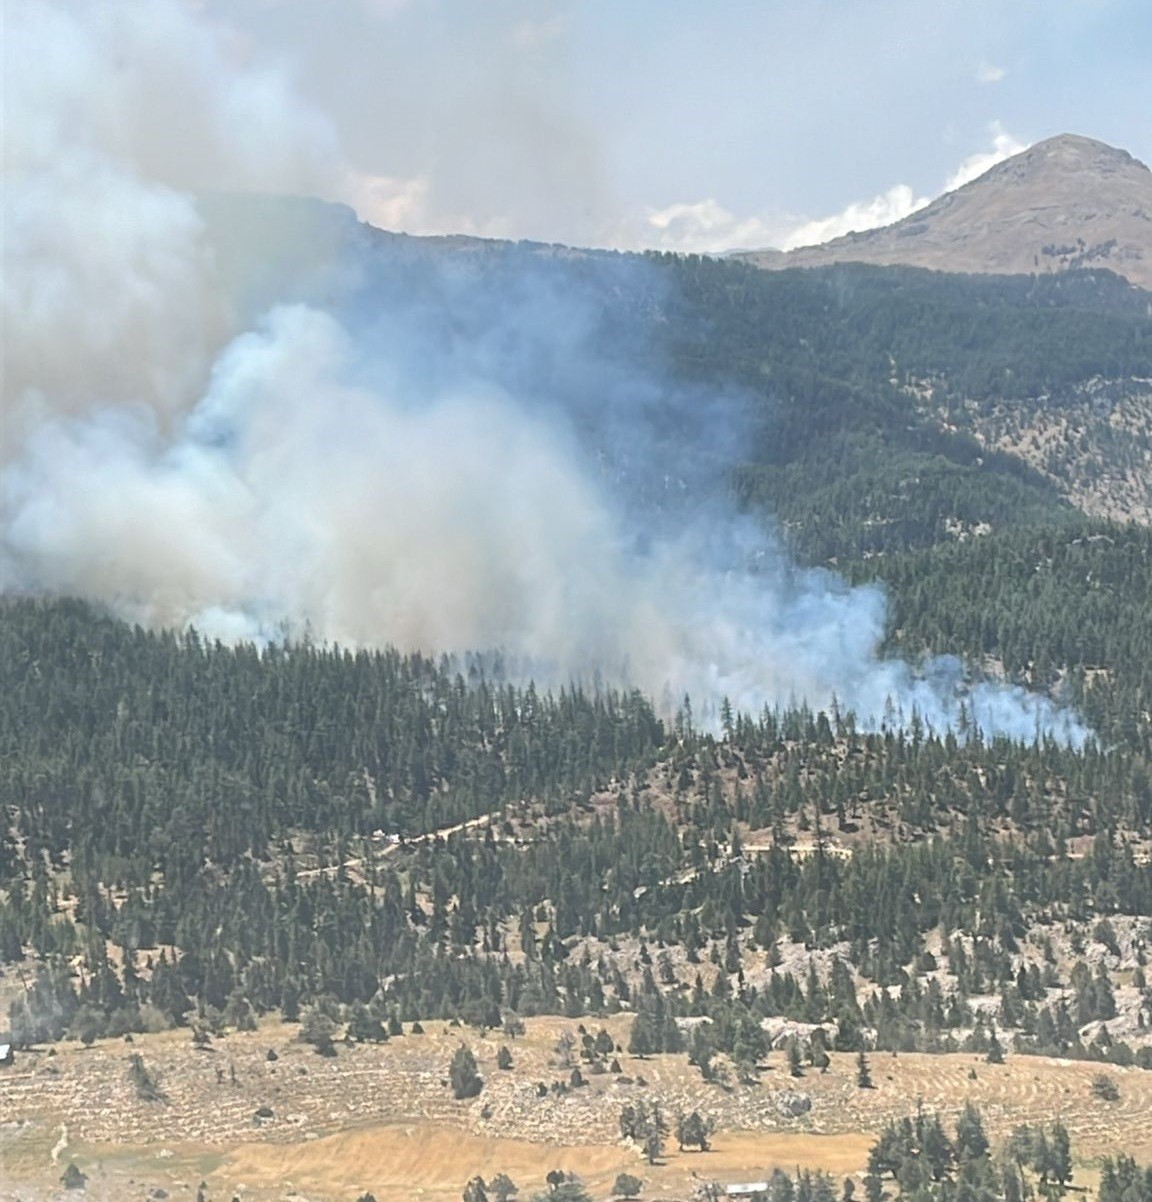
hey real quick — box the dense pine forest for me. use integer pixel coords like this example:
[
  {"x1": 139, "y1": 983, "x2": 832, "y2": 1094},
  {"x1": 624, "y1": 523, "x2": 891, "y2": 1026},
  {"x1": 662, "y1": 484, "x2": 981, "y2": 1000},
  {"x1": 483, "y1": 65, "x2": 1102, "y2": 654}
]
[
  {"x1": 4, "y1": 240, "x2": 1152, "y2": 1171},
  {"x1": 4, "y1": 593, "x2": 1151, "y2": 1063}
]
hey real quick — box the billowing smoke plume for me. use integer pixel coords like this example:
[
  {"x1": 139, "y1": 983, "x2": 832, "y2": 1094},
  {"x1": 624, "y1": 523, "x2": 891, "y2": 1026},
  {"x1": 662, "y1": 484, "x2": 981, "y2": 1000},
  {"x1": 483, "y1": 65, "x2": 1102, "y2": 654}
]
[
  {"x1": 2, "y1": 0, "x2": 338, "y2": 438},
  {"x1": 2, "y1": 1, "x2": 1086, "y2": 745}
]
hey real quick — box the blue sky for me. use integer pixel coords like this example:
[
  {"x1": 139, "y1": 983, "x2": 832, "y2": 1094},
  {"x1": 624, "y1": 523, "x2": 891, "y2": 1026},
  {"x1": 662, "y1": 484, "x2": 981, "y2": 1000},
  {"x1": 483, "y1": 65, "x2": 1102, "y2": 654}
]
[{"x1": 180, "y1": 1, "x2": 1152, "y2": 248}]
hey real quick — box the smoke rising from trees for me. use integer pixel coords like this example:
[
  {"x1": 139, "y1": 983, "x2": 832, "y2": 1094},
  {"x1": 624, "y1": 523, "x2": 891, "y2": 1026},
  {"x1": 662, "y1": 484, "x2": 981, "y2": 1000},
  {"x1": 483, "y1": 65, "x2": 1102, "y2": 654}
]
[{"x1": 1, "y1": 0, "x2": 1086, "y2": 744}]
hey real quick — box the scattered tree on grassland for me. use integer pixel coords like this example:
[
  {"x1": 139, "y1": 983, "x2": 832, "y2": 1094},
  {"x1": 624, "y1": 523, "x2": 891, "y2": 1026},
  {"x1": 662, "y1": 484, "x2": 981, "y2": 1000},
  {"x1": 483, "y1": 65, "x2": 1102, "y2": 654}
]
[
  {"x1": 676, "y1": 1110, "x2": 712, "y2": 1152},
  {"x1": 612, "y1": 1172, "x2": 643, "y2": 1199},
  {"x1": 855, "y1": 1050, "x2": 873, "y2": 1089},
  {"x1": 489, "y1": 1173, "x2": 519, "y2": 1202},
  {"x1": 61, "y1": 1162, "x2": 88, "y2": 1191},
  {"x1": 450, "y1": 1044, "x2": 484, "y2": 1099},
  {"x1": 463, "y1": 1176, "x2": 488, "y2": 1202}
]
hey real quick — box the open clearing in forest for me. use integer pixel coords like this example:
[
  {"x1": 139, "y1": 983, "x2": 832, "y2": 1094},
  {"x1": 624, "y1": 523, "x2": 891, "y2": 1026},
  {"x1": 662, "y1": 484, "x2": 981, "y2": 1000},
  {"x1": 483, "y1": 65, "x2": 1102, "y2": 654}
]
[
  {"x1": 1, "y1": 1015, "x2": 1148, "y2": 1200},
  {"x1": 214, "y1": 1125, "x2": 877, "y2": 1202}
]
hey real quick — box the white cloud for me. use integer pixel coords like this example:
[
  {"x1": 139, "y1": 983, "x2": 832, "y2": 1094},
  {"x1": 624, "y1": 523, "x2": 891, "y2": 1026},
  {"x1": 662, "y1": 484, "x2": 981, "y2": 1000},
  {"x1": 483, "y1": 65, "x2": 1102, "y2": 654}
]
[
  {"x1": 345, "y1": 117, "x2": 1029, "y2": 261},
  {"x1": 639, "y1": 199, "x2": 784, "y2": 254},
  {"x1": 345, "y1": 170, "x2": 520, "y2": 240},
  {"x1": 347, "y1": 172, "x2": 436, "y2": 231},
  {"x1": 976, "y1": 62, "x2": 1007, "y2": 84},
  {"x1": 625, "y1": 123, "x2": 1032, "y2": 257},
  {"x1": 778, "y1": 183, "x2": 929, "y2": 251},
  {"x1": 607, "y1": 184, "x2": 932, "y2": 257},
  {"x1": 780, "y1": 124, "x2": 1028, "y2": 251},
  {"x1": 943, "y1": 122, "x2": 1028, "y2": 190}
]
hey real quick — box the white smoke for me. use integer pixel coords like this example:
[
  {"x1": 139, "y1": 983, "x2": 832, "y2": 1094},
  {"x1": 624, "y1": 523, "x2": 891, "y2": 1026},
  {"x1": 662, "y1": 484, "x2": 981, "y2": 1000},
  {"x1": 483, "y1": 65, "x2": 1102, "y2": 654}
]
[
  {"x1": 1, "y1": 1, "x2": 1086, "y2": 746},
  {"x1": 2, "y1": 0, "x2": 338, "y2": 440}
]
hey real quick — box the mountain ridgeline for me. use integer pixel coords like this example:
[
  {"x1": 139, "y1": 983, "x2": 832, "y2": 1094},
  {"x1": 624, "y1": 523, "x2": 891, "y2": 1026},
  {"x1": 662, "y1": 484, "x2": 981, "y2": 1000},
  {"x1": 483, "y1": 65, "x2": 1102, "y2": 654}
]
[{"x1": 733, "y1": 133, "x2": 1152, "y2": 290}]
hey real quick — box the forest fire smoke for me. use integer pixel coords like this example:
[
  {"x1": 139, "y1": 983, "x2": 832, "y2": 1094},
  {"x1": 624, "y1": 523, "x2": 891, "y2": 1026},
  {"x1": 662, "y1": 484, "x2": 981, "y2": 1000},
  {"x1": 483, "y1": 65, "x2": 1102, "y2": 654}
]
[{"x1": 1, "y1": 0, "x2": 1087, "y2": 745}]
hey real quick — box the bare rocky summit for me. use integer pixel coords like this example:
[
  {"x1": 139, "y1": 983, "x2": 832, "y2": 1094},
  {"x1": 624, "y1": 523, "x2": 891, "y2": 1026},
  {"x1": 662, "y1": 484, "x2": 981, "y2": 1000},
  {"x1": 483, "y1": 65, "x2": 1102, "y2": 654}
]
[{"x1": 733, "y1": 134, "x2": 1152, "y2": 289}]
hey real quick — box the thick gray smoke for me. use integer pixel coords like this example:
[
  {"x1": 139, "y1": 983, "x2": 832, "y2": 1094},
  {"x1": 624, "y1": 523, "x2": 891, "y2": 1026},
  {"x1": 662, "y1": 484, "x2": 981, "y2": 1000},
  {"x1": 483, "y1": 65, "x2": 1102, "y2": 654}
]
[{"x1": 1, "y1": 1, "x2": 1086, "y2": 745}]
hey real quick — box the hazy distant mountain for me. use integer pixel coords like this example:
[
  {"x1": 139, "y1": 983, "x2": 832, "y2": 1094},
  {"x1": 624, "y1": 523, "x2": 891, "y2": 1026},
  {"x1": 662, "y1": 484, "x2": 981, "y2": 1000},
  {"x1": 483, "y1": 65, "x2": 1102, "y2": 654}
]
[{"x1": 732, "y1": 134, "x2": 1152, "y2": 290}]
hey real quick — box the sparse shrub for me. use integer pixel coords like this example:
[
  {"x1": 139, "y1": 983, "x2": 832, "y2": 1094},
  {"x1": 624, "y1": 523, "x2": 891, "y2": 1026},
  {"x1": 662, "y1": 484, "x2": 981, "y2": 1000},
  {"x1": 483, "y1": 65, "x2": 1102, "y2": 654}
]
[
  {"x1": 61, "y1": 1161, "x2": 87, "y2": 1190},
  {"x1": 138, "y1": 1003, "x2": 171, "y2": 1034},
  {"x1": 127, "y1": 1052, "x2": 164, "y2": 1102},
  {"x1": 535, "y1": 1173, "x2": 593, "y2": 1202},
  {"x1": 299, "y1": 1007, "x2": 338, "y2": 1056},
  {"x1": 1092, "y1": 1073, "x2": 1121, "y2": 1102},
  {"x1": 200, "y1": 1004, "x2": 226, "y2": 1036},
  {"x1": 70, "y1": 1004, "x2": 105, "y2": 1047}
]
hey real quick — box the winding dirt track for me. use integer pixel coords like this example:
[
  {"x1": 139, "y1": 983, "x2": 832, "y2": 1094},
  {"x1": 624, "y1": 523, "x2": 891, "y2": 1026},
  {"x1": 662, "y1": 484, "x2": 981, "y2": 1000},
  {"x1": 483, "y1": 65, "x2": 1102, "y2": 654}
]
[{"x1": 293, "y1": 811, "x2": 501, "y2": 881}]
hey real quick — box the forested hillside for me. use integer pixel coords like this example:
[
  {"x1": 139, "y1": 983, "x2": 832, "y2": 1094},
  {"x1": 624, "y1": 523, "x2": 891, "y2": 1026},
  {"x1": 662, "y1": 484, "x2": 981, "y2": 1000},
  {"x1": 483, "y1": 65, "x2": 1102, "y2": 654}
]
[
  {"x1": 343, "y1": 225, "x2": 1152, "y2": 558},
  {"x1": 645, "y1": 254, "x2": 1152, "y2": 559},
  {"x1": 4, "y1": 593, "x2": 1152, "y2": 1071},
  {"x1": 3, "y1": 240, "x2": 1152, "y2": 1112}
]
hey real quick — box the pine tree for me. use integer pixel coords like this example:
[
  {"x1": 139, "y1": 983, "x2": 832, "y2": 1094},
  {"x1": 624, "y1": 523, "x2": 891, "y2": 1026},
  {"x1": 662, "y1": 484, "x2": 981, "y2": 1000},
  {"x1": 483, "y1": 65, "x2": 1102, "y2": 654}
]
[
  {"x1": 489, "y1": 1174, "x2": 518, "y2": 1202},
  {"x1": 856, "y1": 1050, "x2": 873, "y2": 1089},
  {"x1": 1048, "y1": 1120, "x2": 1072, "y2": 1189},
  {"x1": 788, "y1": 1038, "x2": 804, "y2": 1078},
  {"x1": 954, "y1": 1101, "x2": 989, "y2": 1163},
  {"x1": 986, "y1": 1027, "x2": 1005, "y2": 1064},
  {"x1": 676, "y1": 1110, "x2": 711, "y2": 1152},
  {"x1": 449, "y1": 1044, "x2": 483, "y2": 1099}
]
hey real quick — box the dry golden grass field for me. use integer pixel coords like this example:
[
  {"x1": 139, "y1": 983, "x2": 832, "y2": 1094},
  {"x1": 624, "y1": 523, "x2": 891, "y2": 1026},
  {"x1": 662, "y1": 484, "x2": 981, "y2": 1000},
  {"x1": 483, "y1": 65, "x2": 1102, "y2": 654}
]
[{"x1": 1, "y1": 1015, "x2": 1148, "y2": 1201}]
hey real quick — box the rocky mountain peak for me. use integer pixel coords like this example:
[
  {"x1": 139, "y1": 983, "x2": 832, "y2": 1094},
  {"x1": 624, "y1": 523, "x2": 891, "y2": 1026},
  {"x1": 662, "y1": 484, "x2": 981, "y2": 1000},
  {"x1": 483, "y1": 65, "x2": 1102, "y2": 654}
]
[{"x1": 733, "y1": 134, "x2": 1152, "y2": 289}]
